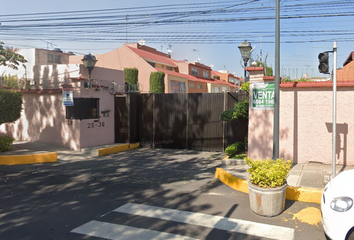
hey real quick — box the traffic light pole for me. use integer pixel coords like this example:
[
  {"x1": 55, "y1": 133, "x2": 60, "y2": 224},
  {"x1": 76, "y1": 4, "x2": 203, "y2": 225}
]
[{"x1": 332, "y1": 42, "x2": 337, "y2": 179}]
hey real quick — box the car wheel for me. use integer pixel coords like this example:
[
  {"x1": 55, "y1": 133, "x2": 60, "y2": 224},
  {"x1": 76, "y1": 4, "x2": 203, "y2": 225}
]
[{"x1": 346, "y1": 228, "x2": 354, "y2": 240}]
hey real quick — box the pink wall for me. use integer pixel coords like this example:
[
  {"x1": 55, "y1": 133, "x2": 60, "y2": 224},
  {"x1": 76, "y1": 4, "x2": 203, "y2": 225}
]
[
  {"x1": 76, "y1": 65, "x2": 125, "y2": 148},
  {"x1": 0, "y1": 91, "x2": 81, "y2": 150},
  {"x1": 280, "y1": 86, "x2": 354, "y2": 165},
  {"x1": 247, "y1": 68, "x2": 274, "y2": 160},
  {"x1": 1, "y1": 65, "x2": 125, "y2": 150},
  {"x1": 247, "y1": 67, "x2": 354, "y2": 165}
]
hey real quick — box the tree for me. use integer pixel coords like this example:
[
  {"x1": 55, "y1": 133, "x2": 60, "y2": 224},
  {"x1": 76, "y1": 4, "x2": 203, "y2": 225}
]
[
  {"x1": 221, "y1": 82, "x2": 249, "y2": 121},
  {"x1": 124, "y1": 68, "x2": 139, "y2": 92},
  {"x1": 0, "y1": 42, "x2": 27, "y2": 70},
  {"x1": 149, "y1": 72, "x2": 165, "y2": 93}
]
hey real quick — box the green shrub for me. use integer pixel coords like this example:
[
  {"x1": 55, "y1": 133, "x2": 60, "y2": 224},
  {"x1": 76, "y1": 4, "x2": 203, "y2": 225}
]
[
  {"x1": 124, "y1": 68, "x2": 139, "y2": 92},
  {"x1": 225, "y1": 141, "x2": 245, "y2": 158},
  {"x1": 221, "y1": 100, "x2": 249, "y2": 121},
  {"x1": 245, "y1": 157, "x2": 293, "y2": 188},
  {"x1": 0, "y1": 135, "x2": 14, "y2": 152},
  {"x1": 149, "y1": 72, "x2": 165, "y2": 93},
  {"x1": 0, "y1": 89, "x2": 23, "y2": 125}
]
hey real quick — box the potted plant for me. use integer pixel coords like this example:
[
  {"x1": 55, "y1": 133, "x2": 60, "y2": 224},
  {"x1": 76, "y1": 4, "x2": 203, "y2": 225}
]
[{"x1": 245, "y1": 157, "x2": 293, "y2": 217}]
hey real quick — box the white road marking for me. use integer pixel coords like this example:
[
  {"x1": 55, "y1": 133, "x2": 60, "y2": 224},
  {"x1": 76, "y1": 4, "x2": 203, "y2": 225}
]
[
  {"x1": 114, "y1": 203, "x2": 295, "y2": 240},
  {"x1": 71, "y1": 220, "x2": 199, "y2": 240}
]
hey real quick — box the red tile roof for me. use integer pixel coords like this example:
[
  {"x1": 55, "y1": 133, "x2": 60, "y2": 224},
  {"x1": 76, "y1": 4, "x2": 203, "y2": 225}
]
[{"x1": 127, "y1": 46, "x2": 177, "y2": 67}]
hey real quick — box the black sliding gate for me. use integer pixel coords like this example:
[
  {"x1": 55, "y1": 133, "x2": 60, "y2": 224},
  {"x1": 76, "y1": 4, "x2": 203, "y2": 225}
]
[{"x1": 115, "y1": 92, "x2": 247, "y2": 152}]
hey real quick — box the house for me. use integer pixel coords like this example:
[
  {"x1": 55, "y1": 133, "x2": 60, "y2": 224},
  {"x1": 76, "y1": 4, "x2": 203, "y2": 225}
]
[
  {"x1": 70, "y1": 43, "x2": 237, "y2": 93},
  {"x1": 337, "y1": 51, "x2": 354, "y2": 81},
  {"x1": 0, "y1": 48, "x2": 125, "y2": 150},
  {"x1": 0, "y1": 48, "x2": 71, "y2": 80},
  {"x1": 212, "y1": 70, "x2": 243, "y2": 84},
  {"x1": 70, "y1": 43, "x2": 182, "y2": 93}
]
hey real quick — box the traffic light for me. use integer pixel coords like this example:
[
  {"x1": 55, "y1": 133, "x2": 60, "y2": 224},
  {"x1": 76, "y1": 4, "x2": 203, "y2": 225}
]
[{"x1": 318, "y1": 52, "x2": 329, "y2": 74}]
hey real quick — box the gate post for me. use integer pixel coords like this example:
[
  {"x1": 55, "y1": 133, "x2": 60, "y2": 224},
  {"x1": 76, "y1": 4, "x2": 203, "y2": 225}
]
[{"x1": 246, "y1": 67, "x2": 275, "y2": 159}]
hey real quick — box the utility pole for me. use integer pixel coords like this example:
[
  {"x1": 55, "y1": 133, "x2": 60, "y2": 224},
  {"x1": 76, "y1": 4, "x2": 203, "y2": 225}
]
[
  {"x1": 273, "y1": 0, "x2": 280, "y2": 159},
  {"x1": 260, "y1": 35, "x2": 263, "y2": 62},
  {"x1": 332, "y1": 42, "x2": 337, "y2": 179}
]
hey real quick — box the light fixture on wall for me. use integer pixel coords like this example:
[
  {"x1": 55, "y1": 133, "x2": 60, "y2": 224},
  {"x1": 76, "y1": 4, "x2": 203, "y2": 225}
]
[
  {"x1": 238, "y1": 40, "x2": 253, "y2": 82},
  {"x1": 81, "y1": 53, "x2": 98, "y2": 88}
]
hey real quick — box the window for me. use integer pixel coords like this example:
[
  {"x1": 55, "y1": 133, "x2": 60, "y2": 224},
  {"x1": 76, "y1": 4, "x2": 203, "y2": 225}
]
[
  {"x1": 191, "y1": 67, "x2": 199, "y2": 76},
  {"x1": 48, "y1": 54, "x2": 61, "y2": 63},
  {"x1": 229, "y1": 77, "x2": 235, "y2": 83},
  {"x1": 189, "y1": 83, "x2": 195, "y2": 88},
  {"x1": 66, "y1": 98, "x2": 100, "y2": 120},
  {"x1": 147, "y1": 62, "x2": 156, "y2": 67},
  {"x1": 166, "y1": 66, "x2": 173, "y2": 71},
  {"x1": 171, "y1": 80, "x2": 187, "y2": 93},
  {"x1": 197, "y1": 85, "x2": 202, "y2": 89},
  {"x1": 212, "y1": 86, "x2": 221, "y2": 93},
  {"x1": 222, "y1": 86, "x2": 228, "y2": 92},
  {"x1": 203, "y1": 70, "x2": 210, "y2": 78}
]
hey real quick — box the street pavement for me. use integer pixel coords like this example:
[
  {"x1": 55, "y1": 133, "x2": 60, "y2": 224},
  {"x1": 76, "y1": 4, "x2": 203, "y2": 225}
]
[{"x1": 0, "y1": 142, "x2": 332, "y2": 240}]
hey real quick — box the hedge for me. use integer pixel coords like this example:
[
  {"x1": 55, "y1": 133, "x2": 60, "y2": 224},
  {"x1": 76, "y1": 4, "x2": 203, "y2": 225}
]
[
  {"x1": 124, "y1": 68, "x2": 139, "y2": 85},
  {"x1": 0, "y1": 89, "x2": 23, "y2": 125},
  {"x1": 149, "y1": 72, "x2": 165, "y2": 93}
]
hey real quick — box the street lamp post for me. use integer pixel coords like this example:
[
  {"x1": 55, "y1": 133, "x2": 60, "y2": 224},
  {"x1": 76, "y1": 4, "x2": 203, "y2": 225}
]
[
  {"x1": 81, "y1": 53, "x2": 98, "y2": 88},
  {"x1": 238, "y1": 40, "x2": 252, "y2": 82}
]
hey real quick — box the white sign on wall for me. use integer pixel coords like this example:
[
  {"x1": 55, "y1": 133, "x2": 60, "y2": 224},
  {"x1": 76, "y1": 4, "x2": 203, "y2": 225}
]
[{"x1": 62, "y1": 88, "x2": 74, "y2": 106}]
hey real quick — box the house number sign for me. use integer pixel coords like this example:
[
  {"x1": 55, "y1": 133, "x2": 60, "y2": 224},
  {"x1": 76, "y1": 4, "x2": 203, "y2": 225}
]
[{"x1": 87, "y1": 122, "x2": 105, "y2": 128}]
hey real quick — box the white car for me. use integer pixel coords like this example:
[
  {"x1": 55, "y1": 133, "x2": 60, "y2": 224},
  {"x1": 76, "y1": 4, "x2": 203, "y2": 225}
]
[{"x1": 321, "y1": 169, "x2": 354, "y2": 240}]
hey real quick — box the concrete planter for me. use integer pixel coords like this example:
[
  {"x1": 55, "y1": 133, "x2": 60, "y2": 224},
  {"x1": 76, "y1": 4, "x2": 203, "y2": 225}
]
[{"x1": 248, "y1": 181, "x2": 287, "y2": 217}]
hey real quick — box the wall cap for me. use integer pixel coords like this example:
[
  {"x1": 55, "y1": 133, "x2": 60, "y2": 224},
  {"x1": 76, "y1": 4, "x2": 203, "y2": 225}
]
[
  {"x1": 245, "y1": 67, "x2": 264, "y2": 71},
  {"x1": 22, "y1": 89, "x2": 62, "y2": 94},
  {"x1": 280, "y1": 81, "x2": 354, "y2": 88},
  {"x1": 263, "y1": 76, "x2": 275, "y2": 81}
]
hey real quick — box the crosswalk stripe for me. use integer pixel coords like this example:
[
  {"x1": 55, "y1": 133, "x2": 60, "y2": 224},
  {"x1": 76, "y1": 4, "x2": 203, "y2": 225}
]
[
  {"x1": 71, "y1": 220, "x2": 199, "y2": 240},
  {"x1": 114, "y1": 203, "x2": 295, "y2": 240}
]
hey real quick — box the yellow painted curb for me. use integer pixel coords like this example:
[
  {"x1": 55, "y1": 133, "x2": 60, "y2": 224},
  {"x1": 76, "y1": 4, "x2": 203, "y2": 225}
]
[
  {"x1": 286, "y1": 186, "x2": 323, "y2": 204},
  {"x1": 215, "y1": 168, "x2": 249, "y2": 193},
  {"x1": 0, "y1": 152, "x2": 57, "y2": 165},
  {"x1": 98, "y1": 143, "x2": 140, "y2": 156},
  {"x1": 222, "y1": 156, "x2": 229, "y2": 161},
  {"x1": 215, "y1": 167, "x2": 323, "y2": 204}
]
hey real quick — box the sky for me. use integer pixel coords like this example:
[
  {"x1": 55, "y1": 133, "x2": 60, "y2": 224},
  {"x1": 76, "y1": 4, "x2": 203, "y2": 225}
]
[{"x1": 1, "y1": 0, "x2": 353, "y2": 79}]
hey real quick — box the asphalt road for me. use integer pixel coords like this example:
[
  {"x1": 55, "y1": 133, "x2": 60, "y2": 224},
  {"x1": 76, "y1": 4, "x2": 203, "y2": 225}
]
[{"x1": 0, "y1": 148, "x2": 326, "y2": 240}]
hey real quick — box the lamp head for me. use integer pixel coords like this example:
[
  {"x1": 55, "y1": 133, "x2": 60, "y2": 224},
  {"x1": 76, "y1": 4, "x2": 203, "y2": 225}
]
[
  {"x1": 81, "y1": 53, "x2": 97, "y2": 69},
  {"x1": 238, "y1": 40, "x2": 252, "y2": 64}
]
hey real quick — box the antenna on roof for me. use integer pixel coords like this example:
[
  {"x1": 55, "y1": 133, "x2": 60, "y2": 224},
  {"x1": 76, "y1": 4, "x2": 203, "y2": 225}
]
[
  {"x1": 138, "y1": 39, "x2": 145, "y2": 46},
  {"x1": 167, "y1": 44, "x2": 172, "y2": 55},
  {"x1": 40, "y1": 40, "x2": 57, "y2": 49}
]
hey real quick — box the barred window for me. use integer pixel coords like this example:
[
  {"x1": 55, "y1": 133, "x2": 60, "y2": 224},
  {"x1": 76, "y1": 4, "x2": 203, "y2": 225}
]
[{"x1": 66, "y1": 98, "x2": 100, "y2": 120}]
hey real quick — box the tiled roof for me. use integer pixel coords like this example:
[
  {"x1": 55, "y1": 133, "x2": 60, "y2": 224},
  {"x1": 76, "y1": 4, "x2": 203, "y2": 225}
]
[{"x1": 127, "y1": 46, "x2": 178, "y2": 67}]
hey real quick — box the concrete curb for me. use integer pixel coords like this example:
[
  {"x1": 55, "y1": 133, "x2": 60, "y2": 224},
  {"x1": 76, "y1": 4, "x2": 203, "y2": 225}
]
[
  {"x1": 97, "y1": 143, "x2": 140, "y2": 156},
  {"x1": 0, "y1": 152, "x2": 57, "y2": 166},
  {"x1": 0, "y1": 142, "x2": 140, "y2": 165},
  {"x1": 215, "y1": 168, "x2": 323, "y2": 204}
]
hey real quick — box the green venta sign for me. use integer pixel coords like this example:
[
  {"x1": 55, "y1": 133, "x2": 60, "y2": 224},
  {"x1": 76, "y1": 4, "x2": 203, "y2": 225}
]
[{"x1": 251, "y1": 82, "x2": 275, "y2": 110}]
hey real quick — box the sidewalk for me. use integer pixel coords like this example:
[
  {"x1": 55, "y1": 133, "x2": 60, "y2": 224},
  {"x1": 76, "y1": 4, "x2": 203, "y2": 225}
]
[
  {"x1": 222, "y1": 158, "x2": 354, "y2": 189},
  {"x1": 216, "y1": 158, "x2": 354, "y2": 204}
]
